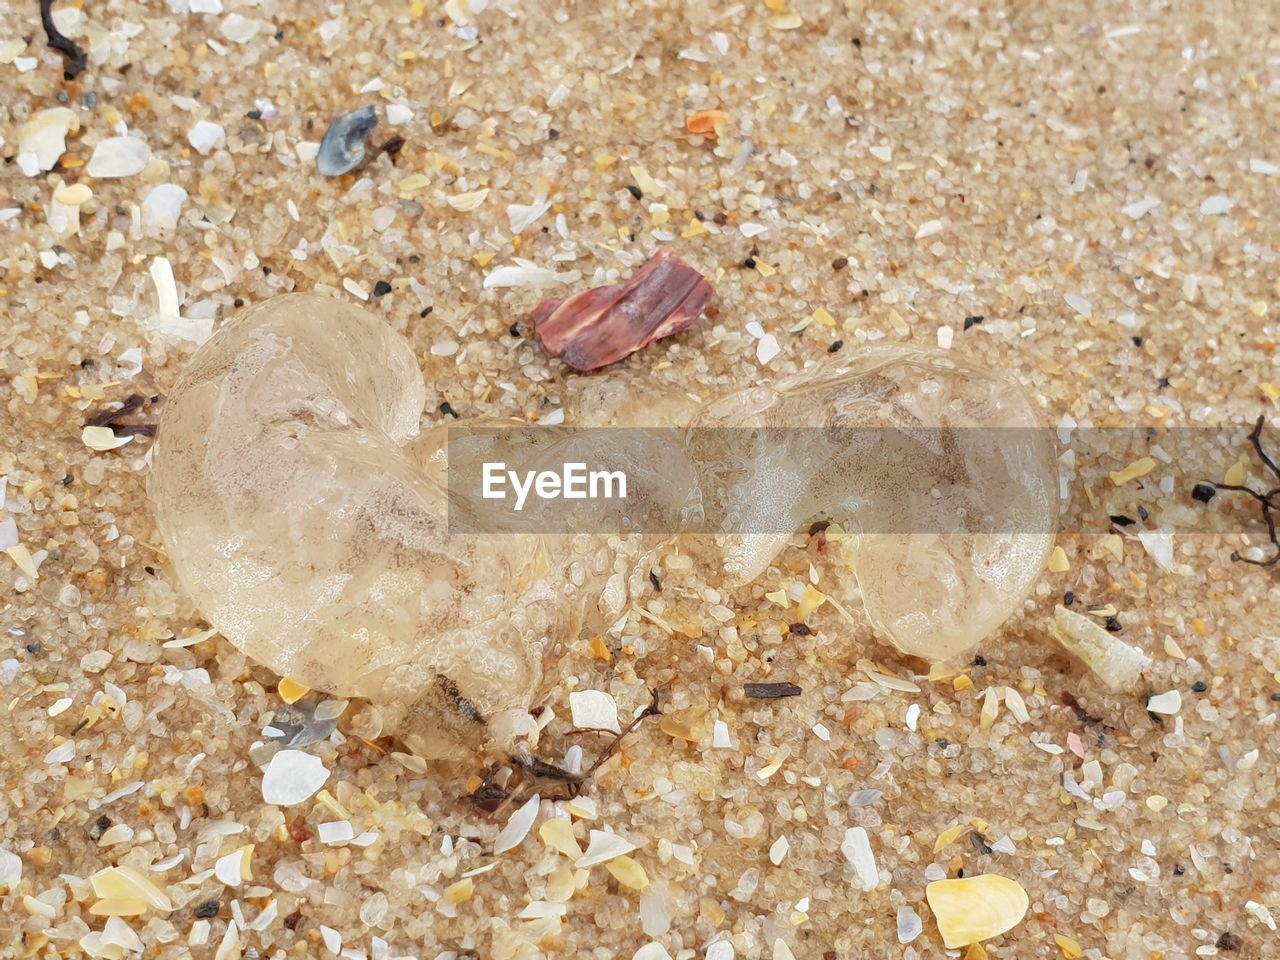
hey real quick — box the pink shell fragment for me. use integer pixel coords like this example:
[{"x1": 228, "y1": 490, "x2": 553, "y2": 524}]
[
  {"x1": 532, "y1": 248, "x2": 713, "y2": 371},
  {"x1": 1067, "y1": 731, "x2": 1086, "y2": 759}
]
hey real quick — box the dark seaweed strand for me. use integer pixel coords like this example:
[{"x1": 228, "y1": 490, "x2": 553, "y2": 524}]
[
  {"x1": 85, "y1": 393, "x2": 145, "y2": 427},
  {"x1": 1246, "y1": 414, "x2": 1280, "y2": 481},
  {"x1": 512, "y1": 689, "x2": 662, "y2": 796},
  {"x1": 744, "y1": 682, "x2": 802, "y2": 700},
  {"x1": 1206, "y1": 415, "x2": 1280, "y2": 567},
  {"x1": 40, "y1": 0, "x2": 87, "y2": 80}
]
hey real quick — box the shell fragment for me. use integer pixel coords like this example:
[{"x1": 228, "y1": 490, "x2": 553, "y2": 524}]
[{"x1": 925, "y1": 874, "x2": 1029, "y2": 949}]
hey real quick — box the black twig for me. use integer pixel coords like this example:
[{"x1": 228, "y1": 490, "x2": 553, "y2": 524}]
[
  {"x1": 39, "y1": 0, "x2": 87, "y2": 80},
  {"x1": 1204, "y1": 415, "x2": 1280, "y2": 567},
  {"x1": 512, "y1": 689, "x2": 662, "y2": 797},
  {"x1": 85, "y1": 393, "x2": 144, "y2": 427},
  {"x1": 84, "y1": 394, "x2": 159, "y2": 440}
]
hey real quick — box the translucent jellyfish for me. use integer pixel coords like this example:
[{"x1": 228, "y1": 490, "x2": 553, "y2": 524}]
[
  {"x1": 689, "y1": 349, "x2": 1057, "y2": 660},
  {"x1": 150, "y1": 294, "x2": 1056, "y2": 759},
  {"x1": 148, "y1": 294, "x2": 592, "y2": 758}
]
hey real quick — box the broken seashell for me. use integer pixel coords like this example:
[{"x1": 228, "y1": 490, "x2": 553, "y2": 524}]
[
  {"x1": 316, "y1": 105, "x2": 378, "y2": 176},
  {"x1": 925, "y1": 874, "x2": 1029, "y2": 948},
  {"x1": 532, "y1": 248, "x2": 712, "y2": 370},
  {"x1": 1049, "y1": 605, "x2": 1151, "y2": 692}
]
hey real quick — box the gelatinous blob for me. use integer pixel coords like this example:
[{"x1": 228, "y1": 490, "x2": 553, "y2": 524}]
[
  {"x1": 690, "y1": 349, "x2": 1056, "y2": 660},
  {"x1": 150, "y1": 294, "x2": 1056, "y2": 757},
  {"x1": 149, "y1": 295, "x2": 593, "y2": 758}
]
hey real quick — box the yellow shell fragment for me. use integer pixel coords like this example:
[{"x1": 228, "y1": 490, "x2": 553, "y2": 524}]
[
  {"x1": 90, "y1": 865, "x2": 173, "y2": 913},
  {"x1": 444, "y1": 878, "x2": 474, "y2": 903},
  {"x1": 925, "y1": 874, "x2": 1029, "y2": 949},
  {"x1": 88, "y1": 897, "x2": 149, "y2": 917},
  {"x1": 795, "y1": 585, "x2": 826, "y2": 621},
  {"x1": 545, "y1": 865, "x2": 576, "y2": 902},
  {"x1": 605, "y1": 855, "x2": 649, "y2": 891},
  {"x1": 932, "y1": 823, "x2": 968, "y2": 855},
  {"x1": 277, "y1": 677, "x2": 309, "y2": 704},
  {"x1": 1108, "y1": 456, "x2": 1157, "y2": 486},
  {"x1": 539, "y1": 818, "x2": 582, "y2": 860}
]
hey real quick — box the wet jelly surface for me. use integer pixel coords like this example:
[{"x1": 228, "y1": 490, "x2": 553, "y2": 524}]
[{"x1": 149, "y1": 294, "x2": 1056, "y2": 757}]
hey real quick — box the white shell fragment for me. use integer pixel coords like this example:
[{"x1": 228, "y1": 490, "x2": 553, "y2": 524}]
[
  {"x1": 1122, "y1": 196, "x2": 1161, "y2": 219},
  {"x1": 483, "y1": 263, "x2": 563, "y2": 289},
  {"x1": 569, "y1": 690, "x2": 621, "y2": 734},
  {"x1": 260, "y1": 749, "x2": 329, "y2": 806},
  {"x1": 0, "y1": 848, "x2": 21, "y2": 891},
  {"x1": 220, "y1": 12, "x2": 260, "y2": 43},
  {"x1": 188, "y1": 120, "x2": 226, "y2": 155},
  {"x1": 914, "y1": 219, "x2": 943, "y2": 240},
  {"x1": 82, "y1": 426, "x2": 134, "y2": 452},
  {"x1": 1199, "y1": 194, "x2": 1233, "y2": 215},
  {"x1": 317, "y1": 105, "x2": 378, "y2": 176},
  {"x1": 318, "y1": 821, "x2": 355, "y2": 845},
  {"x1": 577, "y1": 830, "x2": 639, "y2": 868},
  {"x1": 17, "y1": 107, "x2": 79, "y2": 173},
  {"x1": 840, "y1": 826, "x2": 879, "y2": 890},
  {"x1": 493, "y1": 794, "x2": 540, "y2": 855},
  {"x1": 1049, "y1": 605, "x2": 1152, "y2": 692},
  {"x1": 508, "y1": 197, "x2": 552, "y2": 233},
  {"x1": 769, "y1": 835, "x2": 790, "y2": 865},
  {"x1": 633, "y1": 944, "x2": 672, "y2": 960},
  {"x1": 897, "y1": 904, "x2": 922, "y2": 943},
  {"x1": 756, "y1": 333, "x2": 781, "y2": 364},
  {"x1": 87, "y1": 137, "x2": 152, "y2": 178},
  {"x1": 142, "y1": 184, "x2": 189, "y2": 231},
  {"x1": 447, "y1": 188, "x2": 490, "y2": 212},
  {"x1": 1146, "y1": 690, "x2": 1182, "y2": 715},
  {"x1": 214, "y1": 847, "x2": 251, "y2": 886}
]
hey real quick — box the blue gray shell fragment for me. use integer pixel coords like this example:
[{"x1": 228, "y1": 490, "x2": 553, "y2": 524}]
[{"x1": 316, "y1": 105, "x2": 379, "y2": 176}]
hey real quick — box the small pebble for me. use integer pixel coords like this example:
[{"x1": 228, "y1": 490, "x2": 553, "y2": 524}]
[
  {"x1": 316, "y1": 106, "x2": 379, "y2": 176},
  {"x1": 1191, "y1": 482, "x2": 1217, "y2": 503}
]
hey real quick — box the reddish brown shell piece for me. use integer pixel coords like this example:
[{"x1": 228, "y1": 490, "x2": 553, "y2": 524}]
[{"x1": 532, "y1": 248, "x2": 713, "y2": 371}]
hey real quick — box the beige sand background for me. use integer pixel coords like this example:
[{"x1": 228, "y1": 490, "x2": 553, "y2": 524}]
[{"x1": 1, "y1": 1, "x2": 1278, "y2": 958}]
